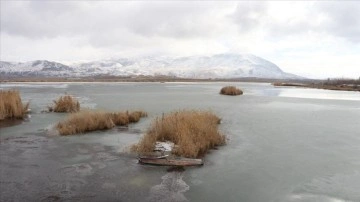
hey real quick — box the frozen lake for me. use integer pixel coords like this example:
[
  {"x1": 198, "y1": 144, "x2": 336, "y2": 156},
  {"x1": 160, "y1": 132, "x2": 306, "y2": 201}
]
[{"x1": 1, "y1": 82, "x2": 360, "y2": 202}]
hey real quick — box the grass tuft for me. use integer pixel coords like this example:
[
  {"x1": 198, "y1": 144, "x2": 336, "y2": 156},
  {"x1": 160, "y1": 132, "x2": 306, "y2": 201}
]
[
  {"x1": 50, "y1": 95, "x2": 80, "y2": 113},
  {"x1": 56, "y1": 110, "x2": 147, "y2": 135},
  {"x1": 220, "y1": 86, "x2": 243, "y2": 96},
  {"x1": 129, "y1": 111, "x2": 148, "y2": 123},
  {"x1": 133, "y1": 110, "x2": 225, "y2": 158},
  {"x1": 0, "y1": 90, "x2": 29, "y2": 121}
]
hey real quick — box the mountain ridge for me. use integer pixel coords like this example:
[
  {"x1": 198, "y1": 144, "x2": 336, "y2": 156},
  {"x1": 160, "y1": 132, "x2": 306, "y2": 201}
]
[{"x1": 0, "y1": 54, "x2": 302, "y2": 79}]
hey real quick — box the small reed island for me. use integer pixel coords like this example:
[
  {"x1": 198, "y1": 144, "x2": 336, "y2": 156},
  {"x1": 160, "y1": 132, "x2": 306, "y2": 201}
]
[
  {"x1": 56, "y1": 110, "x2": 147, "y2": 135},
  {"x1": 220, "y1": 86, "x2": 243, "y2": 96},
  {"x1": 0, "y1": 90, "x2": 30, "y2": 121},
  {"x1": 48, "y1": 95, "x2": 80, "y2": 113},
  {"x1": 132, "y1": 110, "x2": 226, "y2": 159}
]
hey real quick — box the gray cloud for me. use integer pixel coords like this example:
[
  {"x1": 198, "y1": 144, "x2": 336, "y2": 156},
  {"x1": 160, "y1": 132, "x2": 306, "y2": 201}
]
[
  {"x1": 230, "y1": 2, "x2": 268, "y2": 33},
  {"x1": 3, "y1": 1, "x2": 359, "y2": 45},
  {"x1": 1, "y1": 1, "x2": 226, "y2": 44},
  {"x1": 316, "y1": 1, "x2": 360, "y2": 42},
  {"x1": 122, "y1": 2, "x2": 221, "y2": 38},
  {"x1": 229, "y1": 1, "x2": 360, "y2": 43},
  {"x1": 1, "y1": 1, "x2": 83, "y2": 38},
  {"x1": 229, "y1": 2, "x2": 319, "y2": 40}
]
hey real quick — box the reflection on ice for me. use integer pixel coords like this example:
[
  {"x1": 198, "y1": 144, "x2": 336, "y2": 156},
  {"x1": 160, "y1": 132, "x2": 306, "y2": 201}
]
[
  {"x1": 285, "y1": 171, "x2": 360, "y2": 202},
  {"x1": 147, "y1": 171, "x2": 189, "y2": 202},
  {"x1": 285, "y1": 193, "x2": 350, "y2": 202},
  {"x1": 0, "y1": 83, "x2": 69, "y2": 89},
  {"x1": 278, "y1": 88, "x2": 360, "y2": 101},
  {"x1": 61, "y1": 163, "x2": 93, "y2": 176}
]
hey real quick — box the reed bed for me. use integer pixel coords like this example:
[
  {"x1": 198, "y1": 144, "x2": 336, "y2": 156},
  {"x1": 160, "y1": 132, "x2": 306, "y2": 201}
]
[
  {"x1": 50, "y1": 95, "x2": 80, "y2": 113},
  {"x1": 133, "y1": 110, "x2": 225, "y2": 158},
  {"x1": 272, "y1": 82, "x2": 305, "y2": 87},
  {"x1": 129, "y1": 111, "x2": 148, "y2": 123},
  {"x1": 273, "y1": 82, "x2": 360, "y2": 92},
  {"x1": 220, "y1": 86, "x2": 243, "y2": 96},
  {"x1": 0, "y1": 90, "x2": 29, "y2": 121},
  {"x1": 56, "y1": 110, "x2": 147, "y2": 135}
]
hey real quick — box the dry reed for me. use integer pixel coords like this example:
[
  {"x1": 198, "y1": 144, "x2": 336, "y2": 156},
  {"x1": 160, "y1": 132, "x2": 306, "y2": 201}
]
[
  {"x1": 50, "y1": 95, "x2": 80, "y2": 113},
  {"x1": 56, "y1": 110, "x2": 147, "y2": 135},
  {"x1": 0, "y1": 90, "x2": 29, "y2": 121},
  {"x1": 133, "y1": 110, "x2": 225, "y2": 158},
  {"x1": 129, "y1": 111, "x2": 148, "y2": 123},
  {"x1": 220, "y1": 86, "x2": 243, "y2": 96}
]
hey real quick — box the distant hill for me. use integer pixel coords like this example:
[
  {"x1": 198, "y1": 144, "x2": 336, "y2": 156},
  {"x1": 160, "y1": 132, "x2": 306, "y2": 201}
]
[{"x1": 0, "y1": 54, "x2": 302, "y2": 79}]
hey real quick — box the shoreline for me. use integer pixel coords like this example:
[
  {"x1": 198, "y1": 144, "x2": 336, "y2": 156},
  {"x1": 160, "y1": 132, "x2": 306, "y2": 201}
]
[
  {"x1": 273, "y1": 82, "x2": 360, "y2": 92},
  {"x1": 2, "y1": 77, "x2": 359, "y2": 92}
]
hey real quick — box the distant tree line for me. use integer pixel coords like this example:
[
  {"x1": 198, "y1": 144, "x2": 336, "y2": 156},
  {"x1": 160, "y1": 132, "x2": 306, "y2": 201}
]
[{"x1": 323, "y1": 78, "x2": 360, "y2": 86}]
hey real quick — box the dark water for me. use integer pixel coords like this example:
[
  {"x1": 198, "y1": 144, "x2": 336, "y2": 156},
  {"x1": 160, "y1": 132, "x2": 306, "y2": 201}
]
[{"x1": 0, "y1": 82, "x2": 359, "y2": 202}]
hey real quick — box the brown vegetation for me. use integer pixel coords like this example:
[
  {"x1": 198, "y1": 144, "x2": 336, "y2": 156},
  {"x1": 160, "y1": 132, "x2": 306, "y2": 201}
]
[
  {"x1": 133, "y1": 110, "x2": 226, "y2": 158},
  {"x1": 56, "y1": 110, "x2": 147, "y2": 135},
  {"x1": 273, "y1": 78, "x2": 360, "y2": 92},
  {"x1": 323, "y1": 78, "x2": 360, "y2": 86},
  {"x1": 272, "y1": 82, "x2": 305, "y2": 87},
  {"x1": 220, "y1": 86, "x2": 243, "y2": 96},
  {"x1": 50, "y1": 95, "x2": 80, "y2": 113},
  {"x1": 319, "y1": 78, "x2": 360, "y2": 91},
  {"x1": 129, "y1": 111, "x2": 148, "y2": 123},
  {"x1": 0, "y1": 90, "x2": 29, "y2": 121}
]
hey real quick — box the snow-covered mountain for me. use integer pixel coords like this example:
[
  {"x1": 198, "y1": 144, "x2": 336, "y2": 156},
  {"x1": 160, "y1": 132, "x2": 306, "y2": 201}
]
[
  {"x1": 0, "y1": 54, "x2": 300, "y2": 79},
  {"x1": 0, "y1": 60, "x2": 73, "y2": 77}
]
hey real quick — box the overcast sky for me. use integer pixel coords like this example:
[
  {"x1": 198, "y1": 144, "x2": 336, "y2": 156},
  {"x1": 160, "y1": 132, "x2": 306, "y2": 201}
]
[{"x1": 1, "y1": 1, "x2": 359, "y2": 79}]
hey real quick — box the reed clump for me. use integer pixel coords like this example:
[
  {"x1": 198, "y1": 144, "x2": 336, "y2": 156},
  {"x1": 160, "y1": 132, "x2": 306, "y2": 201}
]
[
  {"x1": 56, "y1": 110, "x2": 147, "y2": 135},
  {"x1": 110, "y1": 111, "x2": 147, "y2": 125},
  {"x1": 272, "y1": 82, "x2": 306, "y2": 87},
  {"x1": 50, "y1": 95, "x2": 80, "y2": 113},
  {"x1": 0, "y1": 90, "x2": 29, "y2": 121},
  {"x1": 129, "y1": 111, "x2": 148, "y2": 123},
  {"x1": 133, "y1": 110, "x2": 225, "y2": 158},
  {"x1": 220, "y1": 86, "x2": 243, "y2": 96}
]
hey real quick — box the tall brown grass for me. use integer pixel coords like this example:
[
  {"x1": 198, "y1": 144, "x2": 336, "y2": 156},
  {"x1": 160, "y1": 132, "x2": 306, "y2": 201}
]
[
  {"x1": 110, "y1": 111, "x2": 148, "y2": 125},
  {"x1": 0, "y1": 90, "x2": 29, "y2": 120},
  {"x1": 273, "y1": 81, "x2": 360, "y2": 92},
  {"x1": 56, "y1": 110, "x2": 147, "y2": 135},
  {"x1": 129, "y1": 111, "x2": 148, "y2": 123},
  {"x1": 220, "y1": 86, "x2": 243, "y2": 96},
  {"x1": 272, "y1": 82, "x2": 305, "y2": 87},
  {"x1": 50, "y1": 95, "x2": 80, "y2": 113},
  {"x1": 133, "y1": 110, "x2": 225, "y2": 158}
]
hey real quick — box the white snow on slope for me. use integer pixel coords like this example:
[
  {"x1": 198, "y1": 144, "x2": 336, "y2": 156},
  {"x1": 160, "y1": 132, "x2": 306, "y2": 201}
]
[{"x1": 0, "y1": 54, "x2": 301, "y2": 79}]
